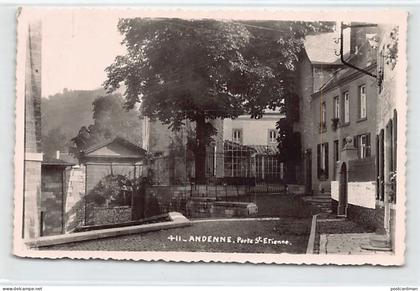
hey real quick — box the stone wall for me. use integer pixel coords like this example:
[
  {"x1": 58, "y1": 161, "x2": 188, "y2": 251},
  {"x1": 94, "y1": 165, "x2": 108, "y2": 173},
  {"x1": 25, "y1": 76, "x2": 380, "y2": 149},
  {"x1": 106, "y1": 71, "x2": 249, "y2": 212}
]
[
  {"x1": 41, "y1": 166, "x2": 64, "y2": 236},
  {"x1": 92, "y1": 206, "x2": 132, "y2": 226},
  {"x1": 64, "y1": 165, "x2": 86, "y2": 232},
  {"x1": 331, "y1": 199, "x2": 381, "y2": 231},
  {"x1": 348, "y1": 157, "x2": 376, "y2": 182},
  {"x1": 331, "y1": 180, "x2": 376, "y2": 209}
]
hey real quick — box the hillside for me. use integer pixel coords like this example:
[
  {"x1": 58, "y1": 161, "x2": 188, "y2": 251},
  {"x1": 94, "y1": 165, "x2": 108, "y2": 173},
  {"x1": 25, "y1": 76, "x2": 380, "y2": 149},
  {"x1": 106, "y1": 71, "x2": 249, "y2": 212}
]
[
  {"x1": 41, "y1": 88, "x2": 143, "y2": 158},
  {"x1": 41, "y1": 88, "x2": 103, "y2": 139}
]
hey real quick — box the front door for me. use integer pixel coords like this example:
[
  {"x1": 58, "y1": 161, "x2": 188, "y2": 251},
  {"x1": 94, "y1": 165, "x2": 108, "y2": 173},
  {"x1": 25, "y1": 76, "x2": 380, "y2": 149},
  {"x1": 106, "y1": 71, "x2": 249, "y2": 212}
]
[{"x1": 338, "y1": 163, "x2": 348, "y2": 216}]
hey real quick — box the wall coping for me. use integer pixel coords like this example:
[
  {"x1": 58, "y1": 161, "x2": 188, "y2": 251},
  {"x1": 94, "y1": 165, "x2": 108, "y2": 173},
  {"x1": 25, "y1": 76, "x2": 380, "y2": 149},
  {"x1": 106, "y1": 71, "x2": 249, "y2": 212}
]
[
  {"x1": 25, "y1": 212, "x2": 191, "y2": 248},
  {"x1": 25, "y1": 152, "x2": 43, "y2": 162}
]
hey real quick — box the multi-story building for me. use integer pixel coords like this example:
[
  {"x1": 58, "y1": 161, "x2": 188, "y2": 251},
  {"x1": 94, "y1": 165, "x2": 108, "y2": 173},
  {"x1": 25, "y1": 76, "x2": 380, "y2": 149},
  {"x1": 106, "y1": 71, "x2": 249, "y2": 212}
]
[
  {"x1": 141, "y1": 110, "x2": 285, "y2": 185},
  {"x1": 223, "y1": 111, "x2": 285, "y2": 183},
  {"x1": 372, "y1": 24, "x2": 400, "y2": 250},
  {"x1": 296, "y1": 24, "x2": 386, "y2": 229}
]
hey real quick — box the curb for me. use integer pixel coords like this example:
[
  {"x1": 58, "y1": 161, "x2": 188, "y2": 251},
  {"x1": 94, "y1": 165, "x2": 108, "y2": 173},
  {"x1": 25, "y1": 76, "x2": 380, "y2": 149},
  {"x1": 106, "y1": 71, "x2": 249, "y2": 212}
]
[
  {"x1": 26, "y1": 212, "x2": 192, "y2": 248},
  {"x1": 306, "y1": 213, "x2": 319, "y2": 254}
]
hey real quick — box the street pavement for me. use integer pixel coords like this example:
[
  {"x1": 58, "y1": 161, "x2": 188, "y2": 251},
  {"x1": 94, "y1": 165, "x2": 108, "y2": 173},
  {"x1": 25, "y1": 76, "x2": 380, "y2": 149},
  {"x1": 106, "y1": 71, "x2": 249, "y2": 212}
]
[{"x1": 319, "y1": 233, "x2": 393, "y2": 255}]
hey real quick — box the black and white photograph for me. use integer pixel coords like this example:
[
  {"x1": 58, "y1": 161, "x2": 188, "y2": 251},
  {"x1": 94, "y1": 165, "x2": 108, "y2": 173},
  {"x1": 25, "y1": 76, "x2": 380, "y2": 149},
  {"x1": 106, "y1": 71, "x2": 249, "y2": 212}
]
[{"x1": 13, "y1": 8, "x2": 407, "y2": 265}]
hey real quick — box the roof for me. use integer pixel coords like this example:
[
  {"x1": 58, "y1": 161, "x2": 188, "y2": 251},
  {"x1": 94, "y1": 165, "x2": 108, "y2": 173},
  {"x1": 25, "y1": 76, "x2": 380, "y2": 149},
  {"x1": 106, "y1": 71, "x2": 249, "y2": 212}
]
[
  {"x1": 312, "y1": 52, "x2": 377, "y2": 96},
  {"x1": 223, "y1": 141, "x2": 279, "y2": 155},
  {"x1": 248, "y1": 145, "x2": 279, "y2": 155},
  {"x1": 304, "y1": 30, "x2": 350, "y2": 64},
  {"x1": 42, "y1": 158, "x2": 75, "y2": 167},
  {"x1": 59, "y1": 152, "x2": 78, "y2": 164},
  {"x1": 83, "y1": 136, "x2": 146, "y2": 155},
  {"x1": 224, "y1": 140, "x2": 256, "y2": 152}
]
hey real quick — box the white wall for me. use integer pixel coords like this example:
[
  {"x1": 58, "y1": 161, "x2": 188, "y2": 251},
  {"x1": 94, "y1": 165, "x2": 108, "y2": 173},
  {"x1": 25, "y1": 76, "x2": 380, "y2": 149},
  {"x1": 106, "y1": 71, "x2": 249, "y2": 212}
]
[
  {"x1": 331, "y1": 180, "x2": 376, "y2": 209},
  {"x1": 223, "y1": 115, "x2": 282, "y2": 145}
]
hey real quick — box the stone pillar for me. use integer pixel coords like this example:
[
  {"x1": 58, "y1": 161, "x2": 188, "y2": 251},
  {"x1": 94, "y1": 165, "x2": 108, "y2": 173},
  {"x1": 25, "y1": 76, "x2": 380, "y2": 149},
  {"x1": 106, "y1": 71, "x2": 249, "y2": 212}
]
[
  {"x1": 336, "y1": 136, "x2": 358, "y2": 216},
  {"x1": 340, "y1": 136, "x2": 358, "y2": 164},
  {"x1": 23, "y1": 20, "x2": 42, "y2": 239},
  {"x1": 23, "y1": 154, "x2": 43, "y2": 239}
]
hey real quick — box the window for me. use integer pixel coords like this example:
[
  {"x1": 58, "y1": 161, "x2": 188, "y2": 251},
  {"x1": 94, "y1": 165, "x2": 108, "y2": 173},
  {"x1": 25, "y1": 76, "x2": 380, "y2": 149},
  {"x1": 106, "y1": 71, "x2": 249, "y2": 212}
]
[
  {"x1": 343, "y1": 92, "x2": 350, "y2": 124},
  {"x1": 317, "y1": 142, "x2": 329, "y2": 179},
  {"x1": 321, "y1": 102, "x2": 326, "y2": 123},
  {"x1": 256, "y1": 155, "x2": 283, "y2": 182},
  {"x1": 268, "y1": 129, "x2": 277, "y2": 144},
  {"x1": 333, "y1": 96, "x2": 340, "y2": 119},
  {"x1": 320, "y1": 102, "x2": 327, "y2": 131},
  {"x1": 334, "y1": 140, "x2": 339, "y2": 162},
  {"x1": 232, "y1": 129, "x2": 242, "y2": 144},
  {"x1": 359, "y1": 85, "x2": 367, "y2": 119},
  {"x1": 355, "y1": 133, "x2": 371, "y2": 159}
]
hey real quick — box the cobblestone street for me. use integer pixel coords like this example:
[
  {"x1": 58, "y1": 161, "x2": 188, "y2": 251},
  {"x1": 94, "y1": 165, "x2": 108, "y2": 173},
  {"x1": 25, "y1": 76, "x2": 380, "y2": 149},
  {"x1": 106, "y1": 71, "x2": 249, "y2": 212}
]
[{"x1": 41, "y1": 218, "x2": 311, "y2": 253}]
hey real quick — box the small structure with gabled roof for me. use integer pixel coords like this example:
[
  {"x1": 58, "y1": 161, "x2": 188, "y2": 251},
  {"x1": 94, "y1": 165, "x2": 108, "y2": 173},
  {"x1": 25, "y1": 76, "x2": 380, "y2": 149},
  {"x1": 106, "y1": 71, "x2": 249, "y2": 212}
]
[{"x1": 79, "y1": 136, "x2": 147, "y2": 194}]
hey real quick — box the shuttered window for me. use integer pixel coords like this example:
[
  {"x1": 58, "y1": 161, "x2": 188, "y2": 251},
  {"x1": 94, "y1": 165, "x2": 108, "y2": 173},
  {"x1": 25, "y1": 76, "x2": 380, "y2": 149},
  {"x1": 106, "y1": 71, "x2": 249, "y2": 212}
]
[{"x1": 355, "y1": 133, "x2": 371, "y2": 159}]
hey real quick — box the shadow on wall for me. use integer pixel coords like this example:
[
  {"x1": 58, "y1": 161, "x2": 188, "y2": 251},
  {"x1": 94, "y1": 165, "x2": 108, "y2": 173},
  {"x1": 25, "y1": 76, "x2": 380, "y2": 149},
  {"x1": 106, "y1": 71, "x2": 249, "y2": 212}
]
[{"x1": 64, "y1": 197, "x2": 86, "y2": 232}]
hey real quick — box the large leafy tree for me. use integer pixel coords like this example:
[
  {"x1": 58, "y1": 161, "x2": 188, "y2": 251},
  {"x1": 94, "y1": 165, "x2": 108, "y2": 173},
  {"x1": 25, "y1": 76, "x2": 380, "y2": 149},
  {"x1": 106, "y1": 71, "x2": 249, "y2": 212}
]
[{"x1": 104, "y1": 18, "x2": 332, "y2": 181}]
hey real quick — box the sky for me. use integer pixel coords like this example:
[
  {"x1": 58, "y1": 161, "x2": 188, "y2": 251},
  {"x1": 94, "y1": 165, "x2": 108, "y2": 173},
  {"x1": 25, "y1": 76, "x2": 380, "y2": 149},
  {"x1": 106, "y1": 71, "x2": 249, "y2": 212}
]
[
  {"x1": 39, "y1": 10, "x2": 346, "y2": 98},
  {"x1": 41, "y1": 10, "x2": 126, "y2": 98}
]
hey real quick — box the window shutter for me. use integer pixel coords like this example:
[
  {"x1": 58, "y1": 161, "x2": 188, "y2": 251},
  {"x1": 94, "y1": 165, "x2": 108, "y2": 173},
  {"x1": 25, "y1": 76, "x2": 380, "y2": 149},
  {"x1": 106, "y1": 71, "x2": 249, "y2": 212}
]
[
  {"x1": 325, "y1": 143, "x2": 329, "y2": 179},
  {"x1": 366, "y1": 134, "x2": 371, "y2": 157},
  {"x1": 317, "y1": 144, "x2": 321, "y2": 179}
]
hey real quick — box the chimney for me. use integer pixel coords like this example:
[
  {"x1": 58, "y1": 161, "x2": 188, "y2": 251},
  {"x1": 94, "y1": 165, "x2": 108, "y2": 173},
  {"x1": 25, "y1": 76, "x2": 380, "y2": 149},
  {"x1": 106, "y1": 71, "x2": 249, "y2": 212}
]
[{"x1": 55, "y1": 150, "x2": 60, "y2": 160}]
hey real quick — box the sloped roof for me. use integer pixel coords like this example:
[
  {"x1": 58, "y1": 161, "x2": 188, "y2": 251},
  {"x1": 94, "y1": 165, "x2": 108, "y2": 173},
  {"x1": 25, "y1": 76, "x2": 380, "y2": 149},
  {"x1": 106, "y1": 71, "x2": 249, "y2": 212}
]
[
  {"x1": 304, "y1": 30, "x2": 350, "y2": 64},
  {"x1": 224, "y1": 140, "x2": 256, "y2": 152},
  {"x1": 59, "y1": 152, "x2": 79, "y2": 164},
  {"x1": 249, "y1": 144, "x2": 279, "y2": 155},
  {"x1": 42, "y1": 158, "x2": 75, "y2": 167},
  {"x1": 312, "y1": 41, "x2": 377, "y2": 96},
  {"x1": 83, "y1": 136, "x2": 146, "y2": 156}
]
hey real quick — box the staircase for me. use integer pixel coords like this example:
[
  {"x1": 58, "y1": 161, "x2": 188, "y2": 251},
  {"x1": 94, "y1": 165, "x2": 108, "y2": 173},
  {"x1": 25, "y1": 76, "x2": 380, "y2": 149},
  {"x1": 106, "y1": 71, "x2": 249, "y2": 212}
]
[{"x1": 302, "y1": 193, "x2": 333, "y2": 216}]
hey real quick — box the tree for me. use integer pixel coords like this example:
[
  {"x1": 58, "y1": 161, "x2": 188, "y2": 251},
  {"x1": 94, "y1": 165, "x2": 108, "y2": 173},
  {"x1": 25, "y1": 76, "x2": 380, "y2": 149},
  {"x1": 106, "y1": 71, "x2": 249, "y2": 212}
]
[
  {"x1": 72, "y1": 93, "x2": 143, "y2": 153},
  {"x1": 42, "y1": 127, "x2": 70, "y2": 159},
  {"x1": 104, "y1": 18, "x2": 333, "y2": 182}
]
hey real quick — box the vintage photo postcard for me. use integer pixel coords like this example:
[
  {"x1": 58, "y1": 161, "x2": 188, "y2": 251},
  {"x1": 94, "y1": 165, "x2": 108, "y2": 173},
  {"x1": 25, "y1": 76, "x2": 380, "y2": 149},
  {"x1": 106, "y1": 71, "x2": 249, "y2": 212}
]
[{"x1": 13, "y1": 7, "x2": 407, "y2": 265}]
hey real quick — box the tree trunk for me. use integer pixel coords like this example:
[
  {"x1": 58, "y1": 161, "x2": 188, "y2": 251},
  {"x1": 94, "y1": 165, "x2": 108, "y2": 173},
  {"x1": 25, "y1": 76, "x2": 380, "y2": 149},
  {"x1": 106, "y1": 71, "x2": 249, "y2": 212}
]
[{"x1": 194, "y1": 116, "x2": 207, "y2": 183}]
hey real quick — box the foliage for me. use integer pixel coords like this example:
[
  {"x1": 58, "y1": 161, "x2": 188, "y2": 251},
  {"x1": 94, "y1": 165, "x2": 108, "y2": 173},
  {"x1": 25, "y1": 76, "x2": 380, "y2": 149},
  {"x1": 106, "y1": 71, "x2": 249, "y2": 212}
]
[
  {"x1": 104, "y1": 18, "x2": 333, "y2": 179},
  {"x1": 383, "y1": 27, "x2": 399, "y2": 69},
  {"x1": 41, "y1": 88, "x2": 105, "y2": 140},
  {"x1": 71, "y1": 93, "x2": 142, "y2": 153},
  {"x1": 276, "y1": 118, "x2": 301, "y2": 162},
  {"x1": 86, "y1": 174, "x2": 133, "y2": 207},
  {"x1": 41, "y1": 127, "x2": 70, "y2": 159}
]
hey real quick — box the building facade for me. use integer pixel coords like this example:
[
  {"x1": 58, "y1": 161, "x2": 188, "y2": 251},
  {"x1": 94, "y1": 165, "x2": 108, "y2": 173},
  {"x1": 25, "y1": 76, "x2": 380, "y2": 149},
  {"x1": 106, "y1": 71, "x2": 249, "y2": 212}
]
[
  {"x1": 223, "y1": 113, "x2": 285, "y2": 183},
  {"x1": 373, "y1": 24, "x2": 400, "y2": 249},
  {"x1": 295, "y1": 24, "x2": 392, "y2": 230}
]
